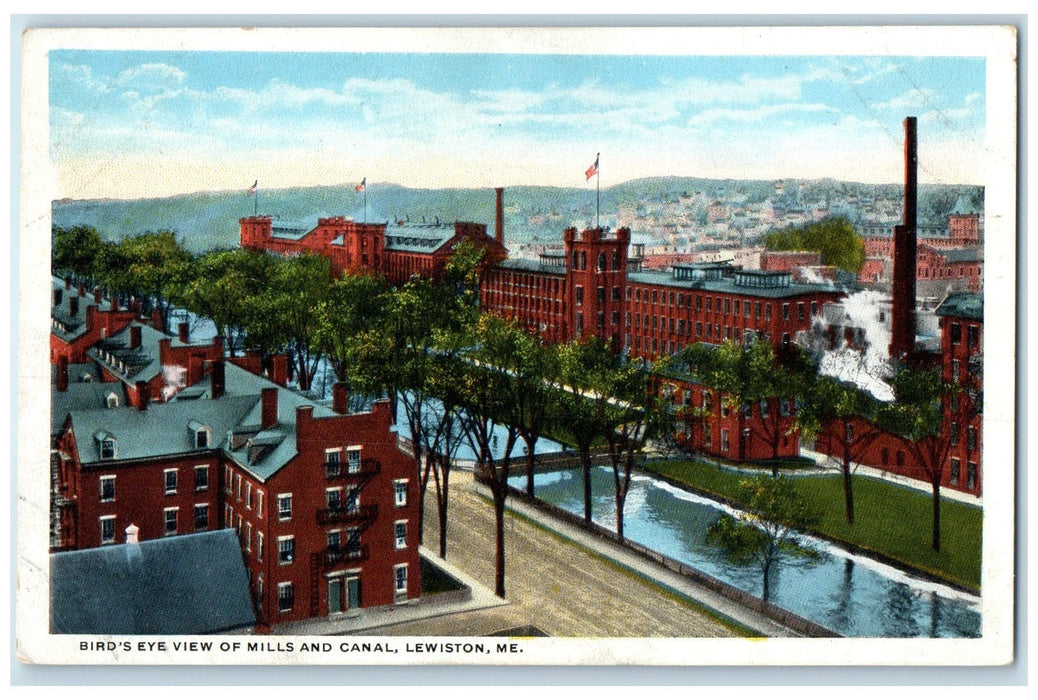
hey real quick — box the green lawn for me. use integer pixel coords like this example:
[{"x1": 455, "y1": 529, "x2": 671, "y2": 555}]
[{"x1": 643, "y1": 460, "x2": 982, "y2": 592}]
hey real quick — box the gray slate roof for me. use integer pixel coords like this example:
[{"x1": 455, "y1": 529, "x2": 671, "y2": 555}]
[
  {"x1": 50, "y1": 529, "x2": 255, "y2": 635},
  {"x1": 935, "y1": 291, "x2": 983, "y2": 321},
  {"x1": 627, "y1": 270, "x2": 840, "y2": 298},
  {"x1": 497, "y1": 258, "x2": 567, "y2": 275}
]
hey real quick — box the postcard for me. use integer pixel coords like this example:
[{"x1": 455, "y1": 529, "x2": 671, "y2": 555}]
[{"x1": 16, "y1": 23, "x2": 1017, "y2": 668}]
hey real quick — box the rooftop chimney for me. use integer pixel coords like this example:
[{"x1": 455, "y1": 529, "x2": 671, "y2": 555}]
[
  {"x1": 125, "y1": 523, "x2": 140, "y2": 545},
  {"x1": 93, "y1": 288, "x2": 101, "y2": 304},
  {"x1": 129, "y1": 325, "x2": 142, "y2": 350},
  {"x1": 890, "y1": 117, "x2": 918, "y2": 362},
  {"x1": 136, "y1": 380, "x2": 150, "y2": 411},
  {"x1": 271, "y1": 354, "x2": 288, "y2": 388},
  {"x1": 261, "y1": 387, "x2": 278, "y2": 429},
  {"x1": 178, "y1": 322, "x2": 190, "y2": 344},
  {"x1": 332, "y1": 382, "x2": 350, "y2": 415},
  {"x1": 56, "y1": 355, "x2": 69, "y2": 392},
  {"x1": 495, "y1": 187, "x2": 505, "y2": 245},
  {"x1": 69, "y1": 295, "x2": 79, "y2": 317},
  {"x1": 210, "y1": 359, "x2": 226, "y2": 400}
]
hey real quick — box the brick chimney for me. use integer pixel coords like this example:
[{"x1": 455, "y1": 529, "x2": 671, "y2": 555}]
[
  {"x1": 261, "y1": 387, "x2": 278, "y2": 429},
  {"x1": 93, "y1": 288, "x2": 102, "y2": 304},
  {"x1": 53, "y1": 288, "x2": 62, "y2": 307},
  {"x1": 136, "y1": 380, "x2": 150, "y2": 410},
  {"x1": 890, "y1": 116, "x2": 918, "y2": 362},
  {"x1": 332, "y1": 382, "x2": 350, "y2": 414},
  {"x1": 272, "y1": 354, "x2": 288, "y2": 387},
  {"x1": 150, "y1": 308, "x2": 163, "y2": 331},
  {"x1": 56, "y1": 355, "x2": 69, "y2": 392},
  {"x1": 178, "y1": 322, "x2": 190, "y2": 344},
  {"x1": 210, "y1": 359, "x2": 225, "y2": 400},
  {"x1": 129, "y1": 325, "x2": 141, "y2": 350},
  {"x1": 69, "y1": 295, "x2": 79, "y2": 317},
  {"x1": 495, "y1": 187, "x2": 505, "y2": 245},
  {"x1": 188, "y1": 354, "x2": 204, "y2": 386}
]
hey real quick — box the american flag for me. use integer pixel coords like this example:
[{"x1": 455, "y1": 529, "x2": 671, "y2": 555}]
[
  {"x1": 355, "y1": 177, "x2": 366, "y2": 193},
  {"x1": 247, "y1": 180, "x2": 257, "y2": 196},
  {"x1": 585, "y1": 154, "x2": 599, "y2": 181}
]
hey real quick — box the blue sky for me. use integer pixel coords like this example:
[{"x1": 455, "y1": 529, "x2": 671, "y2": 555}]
[{"x1": 49, "y1": 50, "x2": 986, "y2": 199}]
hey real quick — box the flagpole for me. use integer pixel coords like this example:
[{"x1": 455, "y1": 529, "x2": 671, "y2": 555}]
[
  {"x1": 254, "y1": 185, "x2": 258, "y2": 217},
  {"x1": 364, "y1": 181, "x2": 368, "y2": 224},
  {"x1": 596, "y1": 153, "x2": 600, "y2": 230}
]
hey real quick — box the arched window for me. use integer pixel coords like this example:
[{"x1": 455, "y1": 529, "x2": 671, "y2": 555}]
[{"x1": 597, "y1": 252, "x2": 607, "y2": 272}]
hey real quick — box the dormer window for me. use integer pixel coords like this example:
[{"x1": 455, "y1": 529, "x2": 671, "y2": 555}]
[
  {"x1": 95, "y1": 432, "x2": 117, "y2": 461},
  {"x1": 188, "y1": 420, "x2": 211, "y2": 449}
]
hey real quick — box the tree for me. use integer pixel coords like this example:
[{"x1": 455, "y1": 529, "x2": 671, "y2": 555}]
[
  {"x1": 456, "y1": 315, "x2": 528, "y2": 597},
  {"x1": 173, "y1": 248, "x2": 275, "y2": 355},
  {"x1": 685, "y1": 339, "x2": 812, "y2": 475},
  {"x1": 764, "y1": 217, "x2": 865, "y2": 273},
  {"x1": 112, "y1": 231, "x2": 192, "y2": 334},
  {"x1": 313, "y1": 272, "x2": 391, "y2": 382},
  {"x1": 240, "y1": 253, "x2": 331, "y2": 391},
  {"x1": 52, "y1": 225, "x2": 105, "y2": 284},
  {"x1": 876, "y1": 365, "x2": 963, "y2": 552},
  {"x1": 796, "y1": 375, "x2": 885, "y2": 525},
  {"x1": 555, "y1": 338, "x2": 615, "y2": 525},
  {"x1": 707, "y1": 475, "x2": 821, "y2": 603}
]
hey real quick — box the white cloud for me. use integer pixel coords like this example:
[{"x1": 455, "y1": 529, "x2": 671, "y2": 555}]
[
  {"x1": 874, "y1": 88, "x2": 939, "y2": 113},
  {"x1": 114, "y1": 63, "x2": 187, "y2": 88}
]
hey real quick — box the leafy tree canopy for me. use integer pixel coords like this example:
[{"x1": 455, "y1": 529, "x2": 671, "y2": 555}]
[{"x1": 764, "y1": 216, "x2": 865, "y2": 273}]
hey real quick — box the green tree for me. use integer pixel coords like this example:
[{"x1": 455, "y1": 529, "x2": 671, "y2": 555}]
[
  {"x1": 240, "y1": 253, "x2": 331, "y2": 391},
  {"x1": 313, "y1": 272, "x2": 391, "y2": 382},
  {"x1": 105, "y1": 231, "x2": 192, "y2": 334},
  {"x1": 876, "y1": 366, "x2": 964, "y2": 552},
  {"x1": 796, "y1": 375, "x2": 885, "y2": 525},
  {"x1": 707, "y1": 475, "x2": 821, "y2": 603},
  {"x1": 52, "y1": 225, "x2": 105, "y2": 284},
  {"x1": 684, "y1": 339, "x2": 812, "y2": 475},
  {"x1": 173, "y1": 248, "x2": 275, "y2": 355},
  {"x1": 764, "y1": 217, "x2": 865, "y2": 273}
]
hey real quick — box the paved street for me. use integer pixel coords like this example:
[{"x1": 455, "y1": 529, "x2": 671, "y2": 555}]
[{"x1": 364, "y1": 469, "x2": 785, "y2": 638}]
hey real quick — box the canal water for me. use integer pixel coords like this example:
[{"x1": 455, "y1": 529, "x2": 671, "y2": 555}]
[{"x1": 510, "y1": 467, "x2": 981, "y2": 638}]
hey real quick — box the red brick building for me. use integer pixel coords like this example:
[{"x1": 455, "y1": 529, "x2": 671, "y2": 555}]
[{"x1": 51, "y1": 286, "x2": 422, "y2": 630}]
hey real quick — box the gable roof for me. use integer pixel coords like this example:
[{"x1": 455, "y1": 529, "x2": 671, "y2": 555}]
[
  {"x1": 935, "y1": 291, "x2": 983, "y2": 321},
  {"x1": 50, "y1": 529, "x2": 256, "y2": 635}
]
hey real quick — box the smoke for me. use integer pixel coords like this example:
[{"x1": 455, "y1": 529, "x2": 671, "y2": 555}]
[
  {"x1": 808, "y1": 290, "x2": 895, "y2": 402},
  {"x1": 161, "y1": 364, "x2": 187, "y2": 401}
]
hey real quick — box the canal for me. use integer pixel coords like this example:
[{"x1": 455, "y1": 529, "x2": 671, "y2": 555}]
[{"x1": 510, "y1": 467, "x2": 981, "y2": 638}]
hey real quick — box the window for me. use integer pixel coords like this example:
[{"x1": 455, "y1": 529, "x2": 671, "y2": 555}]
[
  {"x1": 345, "y1": 487, "x2": 359, "y2": 514},
  {"x1": 224, "y1": 465, "x2": 232, "y2": 493},
  {"x1": 326, "y1": 488, "x2": 341, "y2": 511},
  {"x1": 780, "y1": 399, "x2": 791, "y2": 416},
  {"x1": 278, "y1": 494, "x2": 292, "y2": 521},
  {"x1": 950, "y1": 322, "x2": 962, "y2": 345},
  {"x1": 704, "y1": 424, "x2": 712, "y2": 447},
  {"x1": 195, "y1": 428, "x2": 209, "y2": 449},
  {"x1": 881, "y1": 447, "x2": 889, "y2": 466},
  {"x1": 950, "y1": 458, "x2": 961, "y2": 485},
  {"x1": 967, "y1": 426, "x2": 977, "y2": 450},
  {"x1": 575, "y1": 286, "x2": 584, "y2": 305},
  {"x1": 256, "y1": 532, "x2": 264, "y2": 561},
  {"x1": 106, "y1": 393, "x2": 120, "y2": 409},
  {"x1": 811, "y1": 301, "x2": 818, "y2": 317},
  {"x1": 394, "y1": 479, "x2": 408, "y2": 507},
  {"x1": 236, "y1": 474, "x2": 242, "y2": 500},
  {"x1": 100, "y1": 515, "x2": 116, "y2": 544},
  {"x1": 724, "y1": 299, "x2": 730, "y2": 315},
  {"x1": 257, "y1": 490, "x2": 264, "y2": 518},
  {"x1": 742, "y1": 403, "x2": 751, "y2": 419},
  {"x1": 100, "y1": 438, "x2": 117, "y2": 460},
  {"x1": 612, "y1": 286, "x2": 621, "y2": 302},
  {"x1": 194, "y1": 504, "x2": 209, "y2": 531},
  {"x1": 967, "y1": 325, "x2": 979, "y2": 348},
  {"x1": 759, "y1": 400, "x2": 769, "y2": 418},
  {"x1": 395, "y1": 521, "x2": 407, "y2": 549},
  {"x1": 949, "y1": 422, "x2": 959, "y2": 446},
  {"x1": 967, "y1": 462, "x2": 977, "y2": 490},
  {"x1": 194, "y1": 465, "x2": 208, "y2": 491},
  {"x1": 347, "y1": 528, "x2": 361, "y2": 557},
  {"x1": 99, "y1": 475, "x2": 115, "y2": 502},
  {"x1": 782, "y1": 303, "x2": 790, "y2": 320},
  {"x1": 164, "y1": 468, "x2": 178, "y2": 495},
  {"x1": 721, "y1": 429, "x2": 730, "y2": 453},
  {"x1": 346, "y1": 448, "x2": 361, "y2": 473},
  {"x1": 246, "y1": 483, "x2": 253, "y2": 510},
  {"x1": 163, "y1": 507, "x2": 178, "y2": 536},
  {"x1": 277, "y1": 582, "x2": 294, "y2": 612},
  {"x1": 394, "y1": 564, "x2": 408, "y2": 596},
  {"x1": 766, "y1": 305, "x2": 772, "y2": 322},
  {"x1": 327, "y1": 530, "x2": 341, "y2": 553},
  {"x1": 734, "y1": 300, "x2": 740, "y2": 316},
  {"x1": 278, "y1": 536, "x2": 295, "y2": 564},
  {"x1": 325, "y1": 448, "x2": 341, "y2": 477},
  {"x1": 845, "y1": 423, "x2": 854, "y2": 442},
  {"x1": 952, "y1": 360, "x2": 961, "y2": 383}
]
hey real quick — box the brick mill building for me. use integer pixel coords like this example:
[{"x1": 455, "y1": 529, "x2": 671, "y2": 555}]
[{"x1": 50, "y1": 283, "x2": 422, "y2": 631}]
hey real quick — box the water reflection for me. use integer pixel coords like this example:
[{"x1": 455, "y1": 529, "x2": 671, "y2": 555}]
[{"x1": 513, "y1": 467, "x2": 981, "y2": 638}]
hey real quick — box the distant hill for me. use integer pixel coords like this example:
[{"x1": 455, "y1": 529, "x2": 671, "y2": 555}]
[{"x1": 51, "y1": 179, "x2": 984, "y2": 255}]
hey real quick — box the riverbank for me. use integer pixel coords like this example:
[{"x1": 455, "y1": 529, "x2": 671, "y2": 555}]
[{"x1": 642, "y1": 459, "x2": 981, "y2": 593}]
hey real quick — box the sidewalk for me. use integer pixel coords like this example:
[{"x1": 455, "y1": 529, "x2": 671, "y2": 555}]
[{"x1": 800, "y1": 448, "x2": 983, "y2": 507}]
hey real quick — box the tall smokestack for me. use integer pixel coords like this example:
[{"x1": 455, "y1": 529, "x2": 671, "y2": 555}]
[
  {"x1": 494, "y1": 187, "x2": 505, "y2": 245},
  {"x1": 890, "y1": 117, "x2": 918, "y2": 362}
]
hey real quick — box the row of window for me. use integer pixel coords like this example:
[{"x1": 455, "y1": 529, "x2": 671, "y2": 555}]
[
  {"x1": 949, "y1": 322, "x2": 981, "y2": 348},
  {"x1": 98, "y1": 504, "x2": 210, "y2": 543},
  {"x1": 274, "y1": 563, "x2": 408, "y2": 615},
  {"x1": 99, "y1": 464, "x2": 212, "y2": 503}
]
